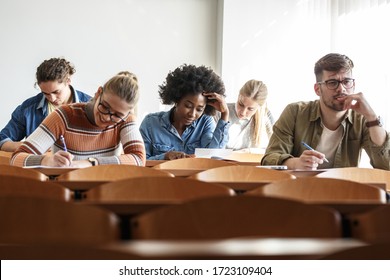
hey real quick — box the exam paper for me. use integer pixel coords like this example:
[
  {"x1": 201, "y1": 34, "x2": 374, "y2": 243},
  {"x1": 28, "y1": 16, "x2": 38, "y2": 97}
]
[{"x1": 194, "y1": 148, "x2": 233, "y2": 158}]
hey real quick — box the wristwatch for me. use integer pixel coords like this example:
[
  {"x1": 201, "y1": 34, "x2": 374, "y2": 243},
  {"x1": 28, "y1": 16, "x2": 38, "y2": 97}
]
[
  {"x1": 88, "y1": 157, "x2": 98, "y2": 166},
  {"x1": 365, "y1": 116, "x2": 383, "y2": 128}
]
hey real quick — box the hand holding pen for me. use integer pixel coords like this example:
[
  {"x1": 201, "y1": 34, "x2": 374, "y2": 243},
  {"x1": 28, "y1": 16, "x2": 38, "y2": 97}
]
[
  {"x1": 282, "y1": 142, "x2": 326, "y2": 170},
  {"x1": 301, "y1": 141, "x2": 329, "y2": 163},
  {"x1": 41, "y1": 135, "x2": 74, "y2": 167}
]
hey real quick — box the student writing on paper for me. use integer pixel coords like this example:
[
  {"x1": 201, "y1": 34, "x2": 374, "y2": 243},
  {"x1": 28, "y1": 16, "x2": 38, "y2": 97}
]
[
  {"x1": 214, "y1": 79, "x2": 274, "y2": 152},
  {"x1": 0, "y1": 57, "x2": 91, "y2": 152},
  {"x1": 11, "y1": 71, "x2": 145, "y2": 167},
  {"x1": 140, "y1": 64, "x2": 230, "y2": 160},
  {"x1": 262, "y1": 53, "x2": 390, "y2": 170}
]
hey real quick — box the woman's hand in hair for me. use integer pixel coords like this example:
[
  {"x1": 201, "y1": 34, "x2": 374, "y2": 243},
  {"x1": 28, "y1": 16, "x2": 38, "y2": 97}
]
[{"x1": 202, "y1": 92, "x2": 229, "y2": 121}]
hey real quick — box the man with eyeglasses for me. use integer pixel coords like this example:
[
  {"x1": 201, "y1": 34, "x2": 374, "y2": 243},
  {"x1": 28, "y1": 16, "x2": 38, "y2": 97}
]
[{"x1": 261, "y1": 53, "x2": 390, "y2": 170}]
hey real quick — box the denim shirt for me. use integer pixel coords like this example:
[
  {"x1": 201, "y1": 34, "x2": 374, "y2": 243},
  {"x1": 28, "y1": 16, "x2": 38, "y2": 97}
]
[
  {"x1": 140, "y1": 108, "x2": 230, "y2": 160},
  {"x1": 0, "y1": 86, "x2": 91, "y2": 148}
]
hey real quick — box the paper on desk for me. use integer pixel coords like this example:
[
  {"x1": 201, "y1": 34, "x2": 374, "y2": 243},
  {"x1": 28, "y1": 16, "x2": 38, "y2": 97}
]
[
  {"x1": 23, "y1": 166, "x2": 76, "y2": 169},
  {"x1": 195, "y1": 148, "x2": 233, "y2": 158}
]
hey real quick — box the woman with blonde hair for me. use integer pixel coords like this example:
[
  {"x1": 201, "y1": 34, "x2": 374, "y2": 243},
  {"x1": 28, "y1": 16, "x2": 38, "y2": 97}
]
[
  {"x1": 217, "y1": 79, "x2": 274, "y2": 151},
  {"x1": 11, "y1": 71, "x2": 145, "y2": 167}
]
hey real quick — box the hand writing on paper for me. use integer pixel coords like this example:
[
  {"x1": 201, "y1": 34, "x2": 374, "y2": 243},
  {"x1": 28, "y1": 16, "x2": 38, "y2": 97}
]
[{"x1": 41, "y1": 150, "x2": 74, "y2": 167}]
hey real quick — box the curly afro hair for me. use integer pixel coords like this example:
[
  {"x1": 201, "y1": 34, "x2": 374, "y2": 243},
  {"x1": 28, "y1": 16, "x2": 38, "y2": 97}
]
[{"x1": 159, "y1": 64, "x2": 225, "y2": 116}]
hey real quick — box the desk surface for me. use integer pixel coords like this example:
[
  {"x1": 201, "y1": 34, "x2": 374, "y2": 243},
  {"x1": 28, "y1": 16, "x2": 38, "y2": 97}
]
[
  {"x1": 0, "y1": 238, "x2": 367, "y2": 260},
  {"x1": 104, "y1": 237, "x2": 367, "y2": 260},
  {"x1": 24, "y1": 166, "x2": 77, "y2": 176},
  {"x1": 26, "y1": 163, "x2": 325, "y2": 178}
]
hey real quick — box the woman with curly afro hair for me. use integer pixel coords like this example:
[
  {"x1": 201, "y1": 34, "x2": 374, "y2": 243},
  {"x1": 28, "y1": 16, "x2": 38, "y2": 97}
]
[{"x1": 140, "y1": 64, "x2": 230, "y2": 160}]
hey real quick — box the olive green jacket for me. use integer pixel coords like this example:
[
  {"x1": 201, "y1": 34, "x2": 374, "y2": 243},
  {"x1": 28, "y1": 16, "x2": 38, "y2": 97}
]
[{"x1": 261, "y1": 100, "x2": 390, "y2": 170}]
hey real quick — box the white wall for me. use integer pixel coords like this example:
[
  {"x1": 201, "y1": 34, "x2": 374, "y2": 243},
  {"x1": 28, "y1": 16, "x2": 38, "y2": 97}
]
[
  {"x1": 1, "y1": 0, "x2": 389, "y2": 137},
  {"x1": 0, "y1": 0, "x2": 219, "y2": 128},
  {"x1": 221, "y1": 0, "x2": 331, "y2": 118},
  {"x1": 221, "y1": 0, "x2": 390, "y2": 129}
]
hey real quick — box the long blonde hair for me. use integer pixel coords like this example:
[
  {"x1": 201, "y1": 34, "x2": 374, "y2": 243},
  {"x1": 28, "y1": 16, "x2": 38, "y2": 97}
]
[{"x1": 238, "y1": 79, "x2": 268, "y2": 147}]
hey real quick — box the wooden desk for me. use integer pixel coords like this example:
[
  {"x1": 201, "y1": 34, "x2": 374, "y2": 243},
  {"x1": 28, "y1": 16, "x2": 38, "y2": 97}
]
[
  {"x1": 77, "y1": 200, "x2": 387, "y2": 240},
  {"x1": 23, "y1": 167, "x2": 77, "y2": 177},
  {"x1": 287, "y1": 170, "x2": 325, "y2": 178},
  {"x1": 0, "y1": 238, "x2": 367, "y2": 260},
  {"x1": 103, "y1": 238, "x2": 367, "y2": 260}
]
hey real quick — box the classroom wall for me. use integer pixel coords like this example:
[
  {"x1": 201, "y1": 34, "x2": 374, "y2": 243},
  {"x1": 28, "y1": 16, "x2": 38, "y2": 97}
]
[
  {"x1": 2, "y1": 0, "x2": 388, "y2": 139},
  {"x1": 221, "y1": 0, "x2": 331, "y2": 117},
  {"x1": 0, "y1": 0, "x2": 220, "y2": 128}
]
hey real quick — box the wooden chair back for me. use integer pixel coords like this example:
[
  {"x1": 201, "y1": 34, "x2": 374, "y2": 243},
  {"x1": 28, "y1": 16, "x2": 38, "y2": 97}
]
[
  {"x1": 188, "y1": 165, "x2": 295, "y2": 182},
  {"x1": 347, "y1": 205, "x2": 390, "y2": 244},
  {"x1": 246, "y1": 177, "x2": 387, "y2": 203},
  {"x1": 56, "y1": 164, "x2": 174, "y2": 181},
  {"x1": 0, "y1": 164, "x2": 48, "y2": 181},
  {"x1": 0, "y1": 175, "x2": 71, "y2": 201},
  {"x1": 85, "y1": 177, "x2": 235, "y2": 201},
  {"x1": 316, "y1": 167, "x2": 390, "y2": 191},
  {"x1": 152, "y1": 157, "x2": 237, "y2": 169},
  {"x1": 131, "y1": 196, "x2": 342, "y2": 240},
  {"x1": 0, "y1": 196, "x2": 120, "y2": 245}
]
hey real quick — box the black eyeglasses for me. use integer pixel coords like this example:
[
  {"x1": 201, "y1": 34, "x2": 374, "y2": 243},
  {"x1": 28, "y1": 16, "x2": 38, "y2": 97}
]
[
  {"x1": 97, "y1": 94, "x2": 128, "y2": 123},
  {"x1": 317, "y1": 78, "x2": 355, "y2": 90}
]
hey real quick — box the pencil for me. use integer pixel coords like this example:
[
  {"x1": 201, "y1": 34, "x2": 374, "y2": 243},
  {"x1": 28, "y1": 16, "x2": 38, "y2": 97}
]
[{"x1": 301, "y1": 141, "x2": 329, "y2": 163}]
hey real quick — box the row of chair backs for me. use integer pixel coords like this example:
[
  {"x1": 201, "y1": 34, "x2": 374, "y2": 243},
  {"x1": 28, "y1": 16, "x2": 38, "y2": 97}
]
[
  {"x1": 0, "y1": 196, "x2": 120, "y2": 245},
  {"x1": 152, "y1": 157, "x2": 237, "y2": 169},
  {"x1": 131, "y1": 196, "x2": 343, "y2": 240},
  {"x1": 0, "y1": 175, "x2": 71, "y2": 201},
  {"x1": 56, "y1": 164, "x2": 174, "y2": 181},
  {"x1": 0, "y1": 164, "x2": 48, "y2": 181},
  {"x1": 188, "y1": 165, "x2": 295, "y2": 182},
  {"x1": 85, "y1": 177, "x2": 235, "y2": 201},
  {"x1": 347, "y1": 205, "x2": 390, "y2": 244},
  {"x1": 246, "y1": 177, "x2": 387, "y2": 203},
  {"x1": 316, "y1": 167, "x2": 390, "y2": 192}
]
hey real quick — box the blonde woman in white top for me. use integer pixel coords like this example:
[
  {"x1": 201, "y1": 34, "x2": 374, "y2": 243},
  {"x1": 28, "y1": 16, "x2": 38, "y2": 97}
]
[{"x1": 216, "y1": 79, "x2": 274, "y2": 151}]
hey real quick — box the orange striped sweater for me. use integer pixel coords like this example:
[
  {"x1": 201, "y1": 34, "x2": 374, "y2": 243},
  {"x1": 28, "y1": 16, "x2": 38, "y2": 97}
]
[{"x1": 11, "y1": 103, "x2": 145, "y2": 166}]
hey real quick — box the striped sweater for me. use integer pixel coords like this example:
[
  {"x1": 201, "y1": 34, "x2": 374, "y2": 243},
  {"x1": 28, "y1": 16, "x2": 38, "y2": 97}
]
[{"x1": 11, "y1": 103, "x2": 146, "y2": 166}]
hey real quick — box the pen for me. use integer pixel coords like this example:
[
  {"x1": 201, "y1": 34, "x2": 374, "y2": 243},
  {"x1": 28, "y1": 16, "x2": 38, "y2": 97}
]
[
  {"x1": 301, "y1": 141, "x2": 329, "y2": 163},
  {"x1": 60, "y1": 135, "x2": 67, "y2": 152}
]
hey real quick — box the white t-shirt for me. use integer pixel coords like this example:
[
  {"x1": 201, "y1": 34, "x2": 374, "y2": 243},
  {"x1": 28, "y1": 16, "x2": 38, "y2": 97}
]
[{"x1": 316, "y1": 124, "x2": 343, "y2": 168}]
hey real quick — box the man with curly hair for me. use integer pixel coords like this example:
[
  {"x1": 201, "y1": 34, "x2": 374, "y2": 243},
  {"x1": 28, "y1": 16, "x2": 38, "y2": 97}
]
[
  {"x1": 0, "y1": 57, "x2": 91, "y2": 152},
  {"x1": 140, "y1": 64, "x2": 230, "y2": 160}
]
